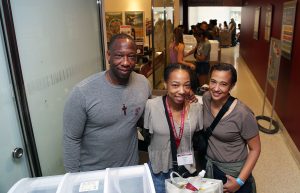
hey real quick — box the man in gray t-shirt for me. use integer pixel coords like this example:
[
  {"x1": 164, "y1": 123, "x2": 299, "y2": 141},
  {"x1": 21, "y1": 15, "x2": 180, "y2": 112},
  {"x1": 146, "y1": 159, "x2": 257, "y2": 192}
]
[{"x1": 63, "y1": 34, "x2": 151, "y2": 172}]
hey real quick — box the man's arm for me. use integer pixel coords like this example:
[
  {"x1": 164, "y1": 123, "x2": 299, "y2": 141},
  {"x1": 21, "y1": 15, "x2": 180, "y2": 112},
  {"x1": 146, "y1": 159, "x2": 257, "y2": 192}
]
[{"x1": 63, "y1": 87, "x2": 87, "y2": 172}]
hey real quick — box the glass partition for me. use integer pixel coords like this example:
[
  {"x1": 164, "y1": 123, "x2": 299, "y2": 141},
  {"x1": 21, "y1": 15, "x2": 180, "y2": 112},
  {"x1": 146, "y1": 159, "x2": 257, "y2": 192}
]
[
  {"x1": 152, "y1": 0, "x2": 174, "y2": 89},
  {"x1": 10, "y1": 0, "x2": 103, "y2": 175}
]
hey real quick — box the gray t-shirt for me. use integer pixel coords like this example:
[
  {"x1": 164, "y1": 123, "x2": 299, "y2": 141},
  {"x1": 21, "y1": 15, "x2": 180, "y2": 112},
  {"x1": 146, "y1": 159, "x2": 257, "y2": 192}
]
[
  {"x1": 144, "y1": 96, "x2": 203, "y2": 174},
  {"x1": 63, "y1": 71, "x2": 151, "y2": 172},
  {"x1": 202, "y1": 92, "x2": 259, "y2": 162},
  {"x1": 196, "y1": 39, "x2": 211, "y2": 62}
]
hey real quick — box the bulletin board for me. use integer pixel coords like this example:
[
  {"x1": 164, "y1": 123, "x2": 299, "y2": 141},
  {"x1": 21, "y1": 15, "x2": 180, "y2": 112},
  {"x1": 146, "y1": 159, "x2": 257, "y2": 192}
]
[
  {"x1": 264, "y1": 4, "x2": 273, "y2": 42},
  {"x1": 281, "y1": 0, "x2": 297, "y2": 60},
  {"x1": 253, "y1": 7, "x2": 261, "y2": 40},
  {"x1": 105, "y1": 12, "x2": 123, "y2": 42},
  {"x1": 267, "y1": 38, "x2": 281, "y2": 88},
  {"x1": 125, "y1": 11, "x2": 144, "y2": 40}
]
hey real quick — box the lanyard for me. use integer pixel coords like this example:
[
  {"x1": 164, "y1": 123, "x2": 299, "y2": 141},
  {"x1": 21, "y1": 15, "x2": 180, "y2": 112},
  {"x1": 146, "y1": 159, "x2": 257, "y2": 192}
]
[{"x1": 166, "y1": 96, "x2": 185, "y2": 149}]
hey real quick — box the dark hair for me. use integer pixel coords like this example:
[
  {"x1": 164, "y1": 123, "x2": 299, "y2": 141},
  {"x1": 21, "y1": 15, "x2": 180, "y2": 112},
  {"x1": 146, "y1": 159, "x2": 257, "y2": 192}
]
[
  {"x1": 108, "y1": 33, "x2": 136, "y2": 50},
  {"x1": 209, "y1": 63, "x2": 237, "y2": 85},
  {"x1": 164, "y1": 63, "x2": 192, "y2": 82},
  {"x1": 193, "y1": 29, "x2": 204, "y2": 38},
  {"x1": 173, "y1": 27, "x2": 184, "y2": 44}
]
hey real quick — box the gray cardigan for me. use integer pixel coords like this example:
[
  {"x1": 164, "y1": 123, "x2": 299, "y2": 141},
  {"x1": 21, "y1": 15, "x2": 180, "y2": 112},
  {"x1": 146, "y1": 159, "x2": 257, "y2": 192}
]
[{"x1": 144, "y1": 96, "x2": 203, "y2": 174}]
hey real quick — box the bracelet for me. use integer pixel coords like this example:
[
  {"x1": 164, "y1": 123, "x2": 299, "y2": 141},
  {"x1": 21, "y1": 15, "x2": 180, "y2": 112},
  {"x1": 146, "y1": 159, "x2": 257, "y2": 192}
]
[{"x1": 236, "y1": 177, "x2": 245, "y2": 186}]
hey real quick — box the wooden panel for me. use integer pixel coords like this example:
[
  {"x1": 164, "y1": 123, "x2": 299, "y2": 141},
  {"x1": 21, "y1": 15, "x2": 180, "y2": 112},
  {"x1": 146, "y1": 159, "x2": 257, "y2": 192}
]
[
  {"x1": 187, "y1": 0, "x2": 242, "y2": 6},
  {"x1": 240, "y1": 0, "x2": 300, "y2": 150},
  {"x1": 223, "y1": 0, "x2": 243, "y2": 6},
  {"x1": 188, "y1": 0, "x2": 223, "y2": 6}
]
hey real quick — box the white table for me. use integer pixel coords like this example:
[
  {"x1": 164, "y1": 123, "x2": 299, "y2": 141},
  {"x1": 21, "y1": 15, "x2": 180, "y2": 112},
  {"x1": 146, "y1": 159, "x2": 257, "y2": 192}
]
[{"x1": 183, "y1": 35, "x2": 220, "y2": 63}]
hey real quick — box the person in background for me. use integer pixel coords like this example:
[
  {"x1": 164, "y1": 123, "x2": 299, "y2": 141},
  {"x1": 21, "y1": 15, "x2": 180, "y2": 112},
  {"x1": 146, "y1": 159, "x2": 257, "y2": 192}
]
[
  {"x1": 185, "y1": 30, "x2": 211, "y2": 87},
  {"x1": 63, "y1": 33, "x2": 151, "y2": 172},
  {"x1": 199, "y1": 21, "x2": 213, "y2": 40},
  {"x1": 218, "y1": 23, "x2": 223, "y2": 30},
  {"x1": 236, "y1": 23, "x2": 241, "y2": 44},
  {"x1": 209, "y1": 19, "x2": 219, "y2": 40},
  {"x1": 169, "y1": 27, "x2": 195, "y2": 70},
  {"x1": 177, "y1": 24, "x2": 186, "y2": 33},
  {"x1": 144, "y1": 63, "x2": 203, "y2": 193},
  {"x1": 229, "y1": 18, "x2": 237, "y2": 46},
  {"x1": 223, "y1": 21, "x2": 229, "y2": 30},
  {"x1": 189, "y1": 25, "x2": 196, "y2": 35},
  {"x1": 203, "y1": 63, "x2": 261, "y2": 193}
]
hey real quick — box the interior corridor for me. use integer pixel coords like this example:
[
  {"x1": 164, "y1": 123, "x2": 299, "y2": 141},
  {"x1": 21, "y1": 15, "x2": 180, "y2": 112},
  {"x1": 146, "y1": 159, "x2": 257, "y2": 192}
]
[{"x1": 223, "y1": 45, "x2": 300, "y2": 193}]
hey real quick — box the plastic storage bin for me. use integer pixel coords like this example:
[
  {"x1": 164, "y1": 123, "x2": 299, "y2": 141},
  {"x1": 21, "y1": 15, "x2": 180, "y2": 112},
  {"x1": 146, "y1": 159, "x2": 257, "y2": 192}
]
[
  {"x1": 57, "y1": 169, "x2": 106, "y2": 193},
  {"x1": 8, "y1": 163, "x2": 155, "y2": 193},
  {"x1": 7, "y1": 175, "x2": 63, "y2": 193},
  {"x1": 105, "y1": 164, "x2": 155, "y2": 193}
]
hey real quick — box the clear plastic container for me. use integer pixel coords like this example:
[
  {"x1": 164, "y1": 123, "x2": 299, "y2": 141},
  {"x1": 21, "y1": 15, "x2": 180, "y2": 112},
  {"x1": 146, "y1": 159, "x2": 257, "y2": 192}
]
[
  {"x1": 8, "y1": 164, "x2": 155, "y2": 193},
  {"x1": 8, "y1": 175, "x2": 63, "y2": 193},
  {"x1": 105, "y1": 164, "x2": 155, "y2": 193},
  {"x1": 56, "y1": 169, "x2": 106, "y2": 193}
]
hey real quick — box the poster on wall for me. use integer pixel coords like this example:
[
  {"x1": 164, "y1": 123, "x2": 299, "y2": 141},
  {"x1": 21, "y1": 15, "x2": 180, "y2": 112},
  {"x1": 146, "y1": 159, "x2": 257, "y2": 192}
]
[
  {"x1": 253, "y1": 7, "x2": 261, "y2": 40},
  {"x1": 264, "y1": 4, "x2": 273, "y2": 41},
  {"x1": 267, "y1": 38, "x2": 281, "y2": 88},
  {"x1": 120, "y1": 25, "x2": 132, "y2": 37},
  {"x1": 125, "y1": 11, "x2": 144, "y2": 40},
  {"x1": 281, "y1": 0, "x2": 297, "y2": 60},
  {"x1": 105, "y1": 12, "x2": 123, "y2": 42},
  {"x1": 146, "y1": 18, "x2": 153, "y2": 36}
]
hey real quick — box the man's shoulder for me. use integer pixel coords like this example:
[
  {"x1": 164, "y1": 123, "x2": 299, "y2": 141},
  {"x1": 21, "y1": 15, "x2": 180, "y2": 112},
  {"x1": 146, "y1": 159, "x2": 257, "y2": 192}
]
[
  {"x1": 131, "y1": 71, "x2": 148, "y2": 83},
  {"x1": 130, "y1": 72, "x2": 151, "y2": 92},
  {"x1": 76, "y1": 72, "x2": 104, "y2": 88}
]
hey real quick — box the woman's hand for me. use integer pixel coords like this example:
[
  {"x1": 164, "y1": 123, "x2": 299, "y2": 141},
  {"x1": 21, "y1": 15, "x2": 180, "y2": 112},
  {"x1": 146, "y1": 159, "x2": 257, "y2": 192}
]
[
  {"x1": 223, "y1": 175, "x2": 241, "y2": 193},
  {"x1": 189, "y1": 63, "x2": 196, "y2": 70},
  {"x1": 185, "y1": 90, "x2": 198, "y2": 104}
]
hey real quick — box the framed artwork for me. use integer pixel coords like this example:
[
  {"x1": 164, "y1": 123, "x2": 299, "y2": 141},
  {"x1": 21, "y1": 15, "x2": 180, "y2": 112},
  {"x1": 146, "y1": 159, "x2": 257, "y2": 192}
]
[
  {"x1": 264, "y1": 4, "x2": 273, "y2": 41},
  {"x1": 253, "y1": 7, "x2": 261, "y2": 40},
  {"x1": 125, "y1": 11, "x2": 144, "y2": 39},
  {"x1": 145, "y1": 18, "x2": 153, "y2": 36},
  {"x1": 267, "y1": 38, "x2": 281, "y2": 88},
  {"x1": 105, "y1": 12, "x2": 123, "y2": 42},
  {"x1": 119, "y1": 25, "x2": 132, "y2": 36},
  {"x1": 281, "y1": 0, "x2": 297, "y2": 60}
]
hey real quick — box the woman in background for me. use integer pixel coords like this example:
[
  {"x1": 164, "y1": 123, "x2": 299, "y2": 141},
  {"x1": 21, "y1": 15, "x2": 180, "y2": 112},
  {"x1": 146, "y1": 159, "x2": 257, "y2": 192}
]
[
  {"x1": 185, "y1": 30, "x2": 211, "y2": 87},
  {"x1": 223, "y1": 21, "x2": 229, "y2": 30},
  {"x1": 169, "y1": 27, "x2": 195, "y2": 70}
]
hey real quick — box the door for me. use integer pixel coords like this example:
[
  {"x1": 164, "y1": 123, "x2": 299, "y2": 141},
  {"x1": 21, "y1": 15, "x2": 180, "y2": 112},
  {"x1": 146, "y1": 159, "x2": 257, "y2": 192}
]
[{"x1": 0, "y1": 24, "x2": 30, "y2": 193}]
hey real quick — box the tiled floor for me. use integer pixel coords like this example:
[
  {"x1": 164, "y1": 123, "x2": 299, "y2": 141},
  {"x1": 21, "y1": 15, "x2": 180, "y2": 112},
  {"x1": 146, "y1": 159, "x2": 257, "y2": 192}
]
[{"x1": 222, "y1": 45, "x2": 300, "y2": 193}]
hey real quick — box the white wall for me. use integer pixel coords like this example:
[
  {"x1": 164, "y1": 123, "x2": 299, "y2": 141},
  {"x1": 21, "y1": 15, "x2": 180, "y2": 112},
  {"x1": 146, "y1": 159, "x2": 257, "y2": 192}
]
[
  {"x1": 188, "y1": 7, "x2": 241, "y2": 29},
  {"x1": 174, "y1": 0, "x2": 180, "y2": 27}
]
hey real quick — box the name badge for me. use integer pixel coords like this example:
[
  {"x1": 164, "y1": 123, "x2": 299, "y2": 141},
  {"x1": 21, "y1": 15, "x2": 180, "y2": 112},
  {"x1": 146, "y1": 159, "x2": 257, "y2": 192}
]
[{"x1": 177, "y1": 152, "x2": 193, "y2": 166}]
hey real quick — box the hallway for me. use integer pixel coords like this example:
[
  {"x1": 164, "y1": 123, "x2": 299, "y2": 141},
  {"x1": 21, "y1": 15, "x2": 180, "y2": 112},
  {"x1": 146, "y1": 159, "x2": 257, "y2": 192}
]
[{"x1": 223, "y1": 45, "x2": 300, "y2": 193}]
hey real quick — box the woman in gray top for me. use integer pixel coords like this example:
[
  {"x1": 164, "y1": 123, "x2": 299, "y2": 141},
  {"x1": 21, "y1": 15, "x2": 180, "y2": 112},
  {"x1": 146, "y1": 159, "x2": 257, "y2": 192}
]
[
  {"x1": 144, "y1": 63, "x2": 203, "y2": 193},
  {"x1": 203, "y1": 63, "x2": 261, "y2": 193}
]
